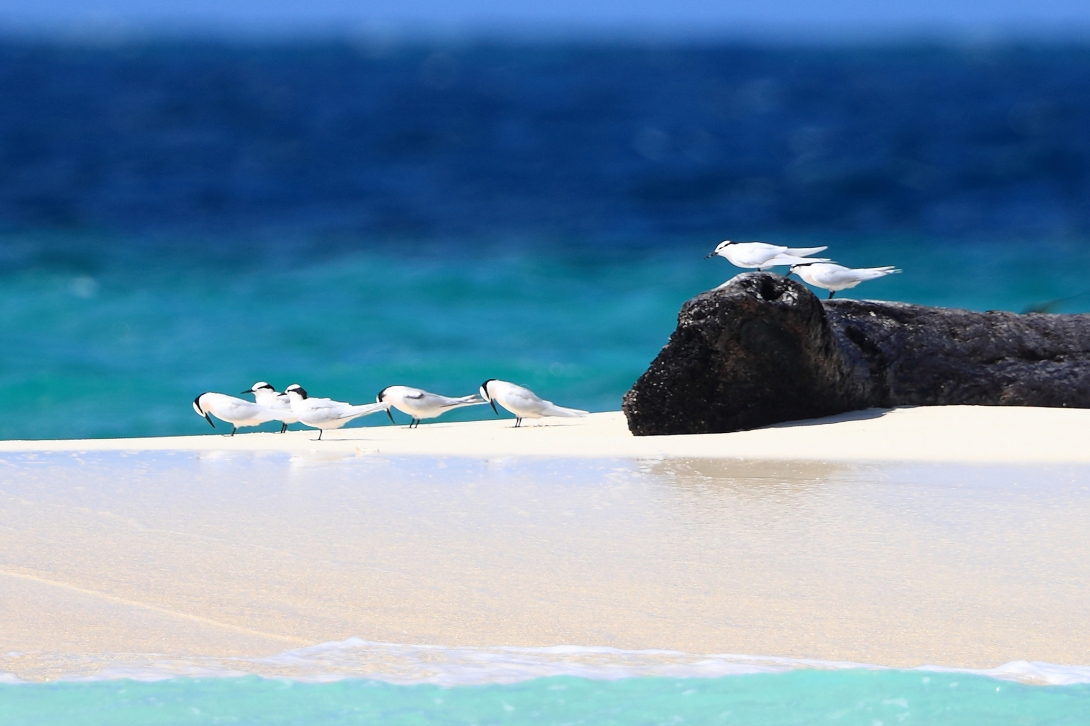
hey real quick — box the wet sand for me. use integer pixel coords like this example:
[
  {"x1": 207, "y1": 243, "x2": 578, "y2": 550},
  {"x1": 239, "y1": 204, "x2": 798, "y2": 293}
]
[{"x1": 1, "y1": 447, "x2": 1088, "y2": 681}]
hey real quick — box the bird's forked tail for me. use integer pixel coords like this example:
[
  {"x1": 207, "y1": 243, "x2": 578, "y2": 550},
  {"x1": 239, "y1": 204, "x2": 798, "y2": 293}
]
[{"x1": 543, "y1": 403, "x2": 589, "y2": 418}]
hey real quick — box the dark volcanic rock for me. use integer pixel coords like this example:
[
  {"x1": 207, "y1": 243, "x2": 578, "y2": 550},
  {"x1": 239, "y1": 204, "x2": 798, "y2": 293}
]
[{"x1": 622, "y1": 272, "x2": 1090, "y2": 436}]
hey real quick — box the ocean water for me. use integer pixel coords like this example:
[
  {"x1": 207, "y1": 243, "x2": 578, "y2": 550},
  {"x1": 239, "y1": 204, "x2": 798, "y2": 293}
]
[
  {"x1": 3, "y1": 638, "x2": 1090, "y2": 726},
  {"x1": 6, "y1": 233, "x2": 1090, "y2": 441},
  {"x1": 2, "y1": 40, "x2": 1090, "y2": 439}
]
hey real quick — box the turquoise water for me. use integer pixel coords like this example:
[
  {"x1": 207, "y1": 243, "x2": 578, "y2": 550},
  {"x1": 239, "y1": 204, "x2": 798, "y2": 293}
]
[
  {"x1": 3, "y1": 233, "x2": 1090, "y2": 440},
  {"x1": 5, "y1": 39, "x2": 1090, "y2": 440},
  {"x1": 2, "y1": 671, "x2": 1088, "y2": 725}
]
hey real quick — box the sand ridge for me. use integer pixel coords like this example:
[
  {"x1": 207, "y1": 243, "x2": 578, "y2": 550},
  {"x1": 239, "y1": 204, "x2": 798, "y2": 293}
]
[{"x1": 1, "y1": 405, "x2": 1089, "y2": 463}]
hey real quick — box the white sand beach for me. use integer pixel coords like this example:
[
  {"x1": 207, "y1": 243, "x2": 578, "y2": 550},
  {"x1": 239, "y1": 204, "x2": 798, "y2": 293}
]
[
  {"x1": 1, "y1": 405, "x2": 1088, "y2": 681},
  {"x1": 2, "y1": 404, "x2": 1090, "y2": 463}
]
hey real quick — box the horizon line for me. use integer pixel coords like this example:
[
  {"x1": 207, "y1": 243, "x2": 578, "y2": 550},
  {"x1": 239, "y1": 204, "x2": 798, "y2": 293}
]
[{"x1": 0, "y1": 18, "x2": 1089, "y2": 48}]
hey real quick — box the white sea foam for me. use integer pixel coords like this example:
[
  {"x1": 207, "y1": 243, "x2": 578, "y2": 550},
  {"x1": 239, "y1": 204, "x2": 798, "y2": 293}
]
[
  {"x1": 923, "y1": 660, "x2": 1090, "y2": 687},
  {"x1": 4, "y1": 638, "x2": 1088, "y2": 687}
]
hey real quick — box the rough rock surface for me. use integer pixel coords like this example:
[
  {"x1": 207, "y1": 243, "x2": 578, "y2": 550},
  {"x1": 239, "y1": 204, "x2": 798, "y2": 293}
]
[{"x1": 622, "y1": 272, "x2": 1090, "y2": 436}]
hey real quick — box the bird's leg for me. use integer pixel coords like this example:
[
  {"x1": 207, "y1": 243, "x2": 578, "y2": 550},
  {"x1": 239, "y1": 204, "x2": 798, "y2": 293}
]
[
  {"x1": 828, "y1": 291, "x2": 836, "y2": 299},
  {"x1": 280, "y1": 423, "x2": 288, "y2": 434},
  {"x1": 231, "y1": 426, "x2": 237, "y2": 437},
  {"x1": 317, "y1": 430, "x2": 323, "y2": 441},
  {"x1": 515, "y1": 417, "x2": 522, "y2": 428}
]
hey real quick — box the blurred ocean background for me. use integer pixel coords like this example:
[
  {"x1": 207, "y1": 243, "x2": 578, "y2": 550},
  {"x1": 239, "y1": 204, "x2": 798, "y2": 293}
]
[{"x1": 3, "y1": 39, "x2": 1090, "y2": 439}]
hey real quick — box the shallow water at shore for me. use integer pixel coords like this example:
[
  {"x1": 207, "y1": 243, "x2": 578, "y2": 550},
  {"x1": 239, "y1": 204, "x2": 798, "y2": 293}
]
[{"x1": 2, "y1": 669, "x2": 1088, "y2": 726}]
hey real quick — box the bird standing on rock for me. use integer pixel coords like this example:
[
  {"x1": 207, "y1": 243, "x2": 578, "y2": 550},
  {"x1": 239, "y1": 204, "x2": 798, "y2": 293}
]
[
  {"x1": 705, "y1": 240, "x2": 829, "y2": 271},
  {"x1": 479, "y1": 379, "x2": 588, "y2": 428},
  {"x1": 789, "y1": 262, "x2": 901, "y2": 298}
]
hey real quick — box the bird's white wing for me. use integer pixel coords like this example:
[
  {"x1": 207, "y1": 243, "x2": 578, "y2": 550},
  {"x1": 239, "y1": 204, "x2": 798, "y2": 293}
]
[
  {"x1": 506, "y1": 387, "x2": 546, "y2": 408},
  {"x1": 295, "y1": 398, "x2": 353, "y2": 423},
  {"x1": 811, "y1": 266, "x2": 861, "y2": 286},
  {"x1": 217, "y1": 399, "x2": 280, "y2": 423},
  {"x1": 540, "y1": 402, "x2": 588, "y2": 417},
  {"x1": 218, "y1": 400, "x2": 254, "y2": 417},
  {"x1": 744, "y1": 242, "x2": 785, "y2": 255},
  {"x1": 332, "y1": 402, "x2": 389, "y2": 420},
  {"x1": 501, "y1": 384, "x2": 586, "y2": 418},
  {"x1": 433, "y1": 393, "x2": 485, "y2": 408},
  {"x1": 817, "y1": 266, "x2": 897, "y2": 285},
  {"x1": 767, "y1": 254, "x2": 830, "y2": 267},
  {"x1": 269, "y1": 394, "x2": 292, "y2": 410},
  {"x1": 852, "y1": 266, "x2": 900, "y2": 280},
  {"x1": 733, "y1": 244, "x2": 787, "y2": 266},
  {"x1": 782, "y1": 245, "x2": 828, "y2": 257},
  {"x1": 305, "y1": 397, "x2": 344, "y2": 411}
]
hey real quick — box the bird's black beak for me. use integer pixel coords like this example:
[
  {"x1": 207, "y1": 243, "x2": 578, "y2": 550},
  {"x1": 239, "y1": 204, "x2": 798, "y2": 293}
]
[
  {"x1": 704, "y1": 251, "x2": 716, "y2": 259},
  {"x1": 489, "y1": 400, "x2": 498, "y2": 415},
  {"x1": 239, "y1": 390, "x2": 252, "y2": 394},
  {"x1": 204, "y1": 413, "x2": 215, "y2": 428},
  {"x1": 386, "y1": 408, "x2": 395, "y2": 423}
]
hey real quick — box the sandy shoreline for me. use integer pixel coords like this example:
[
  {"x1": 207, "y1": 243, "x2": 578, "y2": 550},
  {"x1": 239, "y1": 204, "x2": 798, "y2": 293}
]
[
  {"x1": 2, "y1": 428, "x2": 1089, "y2": 680},
  {"x1": 2, "y1": 405, "x2": 1090, "y2": 463}
]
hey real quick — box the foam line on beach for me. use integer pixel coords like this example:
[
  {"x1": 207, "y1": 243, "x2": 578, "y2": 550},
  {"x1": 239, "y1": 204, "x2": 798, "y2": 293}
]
[
  {"x1": 2, "y1": 406, "x2": 1090, "y2": 463},
  {"x1": 3, "y1": 638, "x2": 1089, "y2": 687},
  {"x1": 0, "y1": 569, "x2": 308, "y2": 647}
]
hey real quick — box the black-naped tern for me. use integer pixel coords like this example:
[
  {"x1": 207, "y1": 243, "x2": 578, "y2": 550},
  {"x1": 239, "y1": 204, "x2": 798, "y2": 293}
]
[
  {"x1": 705, "y1": 240, "x2": 829, "y2": 271},
  {"x1": 789, "y1": 262, "x2": 901, "y2": 299},
  {"x1": 479, "y1": 379, "x2": 589, "y2": 428},
  {"x1": 284, "y1": 384, "x2": 390, "y2": 440},
  {"x1": 376, "y1": 386, "x2": 486, "y2": 428},
  {"x1": 241, "y1": 381, "x2": 299, "y2": 433},
  {"x1": 192, "y1": 392, "x2": 284, "y2": 436}
]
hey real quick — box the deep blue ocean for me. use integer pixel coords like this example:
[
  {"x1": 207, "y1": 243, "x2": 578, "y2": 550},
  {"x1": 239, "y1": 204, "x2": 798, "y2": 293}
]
[{"x1": 2, "y1": 39, "x2": 1090, "y2": 440}]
